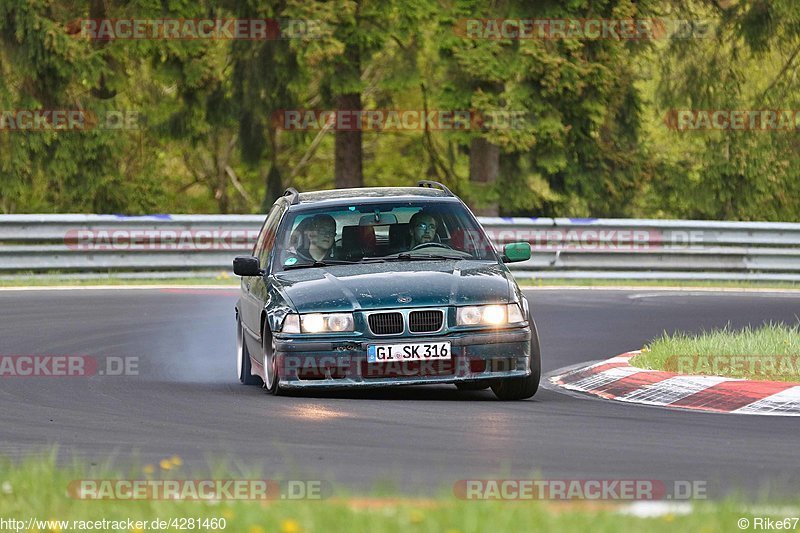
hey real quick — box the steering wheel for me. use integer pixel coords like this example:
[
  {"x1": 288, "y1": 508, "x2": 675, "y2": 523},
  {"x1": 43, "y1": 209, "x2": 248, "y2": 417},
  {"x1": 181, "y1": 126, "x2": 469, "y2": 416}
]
[{"x1": 411, "y1": 242, "x2": 452, "y2": 251}]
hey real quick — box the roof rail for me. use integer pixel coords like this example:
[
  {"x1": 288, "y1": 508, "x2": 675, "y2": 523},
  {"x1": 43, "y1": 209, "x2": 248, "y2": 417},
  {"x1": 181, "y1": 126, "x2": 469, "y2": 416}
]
[
  {"x1": 417, "y1": 180, "x2": 453, "y2": 196},
  {"x1": 283, "y1": 187, "x2": 300, "y2": 205}
]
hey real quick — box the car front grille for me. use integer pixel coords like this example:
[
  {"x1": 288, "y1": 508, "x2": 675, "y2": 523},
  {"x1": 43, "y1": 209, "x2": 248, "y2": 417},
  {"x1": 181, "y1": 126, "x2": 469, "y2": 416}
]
[
  {"x1": 409, "y1": 310, "x2": 443, "y2": 333},
  {"x1": 368, "y1": 312, "x2": 404, "y2": 335},
  {"x1": 366, "y1": 309, "x2": 446, "y2": 335}
]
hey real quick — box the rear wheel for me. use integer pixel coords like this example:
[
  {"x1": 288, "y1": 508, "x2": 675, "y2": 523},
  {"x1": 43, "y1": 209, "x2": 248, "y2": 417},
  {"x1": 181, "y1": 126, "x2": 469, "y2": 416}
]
[
  {"x1": 262, "y1": 323, "x2": 285, "y2": 396},
  {"x1": 491, "y1": 316, "x2": 541, "y2": 401},
  {"x1": 237, "y1": 318, "x2": 262, "y2": 386}
]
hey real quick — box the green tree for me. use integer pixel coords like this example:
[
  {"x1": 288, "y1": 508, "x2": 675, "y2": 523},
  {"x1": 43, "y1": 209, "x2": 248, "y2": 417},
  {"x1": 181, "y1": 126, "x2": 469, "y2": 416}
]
[
  {"x1": 0, "y1": 0, "x2": 164, "y2": 213},
  {"x1": 432, "y1": 0, "x2": 658, "y2": 217},
  {"x1": 286, "y1": 0, "x2": 431, "y2": 189},
  {"x1": 652, "y1": 0, "x2": 800, "y2": 221}
]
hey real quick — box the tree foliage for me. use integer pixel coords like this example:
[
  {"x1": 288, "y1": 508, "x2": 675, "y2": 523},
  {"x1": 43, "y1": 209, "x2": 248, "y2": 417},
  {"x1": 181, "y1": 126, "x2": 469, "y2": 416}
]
[{"x1": 0, "y1": 0, "x2": 798, "y2": 221}]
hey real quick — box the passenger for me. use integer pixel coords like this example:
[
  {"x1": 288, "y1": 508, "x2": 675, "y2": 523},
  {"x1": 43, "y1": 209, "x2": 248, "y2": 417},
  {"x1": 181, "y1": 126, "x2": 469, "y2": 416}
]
[{"x1": 287, "y1": 214, "x2": 337, "y2": 264}]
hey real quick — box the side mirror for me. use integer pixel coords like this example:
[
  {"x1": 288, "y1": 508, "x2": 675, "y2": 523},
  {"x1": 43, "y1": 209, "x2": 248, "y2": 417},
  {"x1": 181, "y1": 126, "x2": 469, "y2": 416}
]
[
  {"x1": 502, "y1": 242, "x2": 531, "y2": 263},
  {"x1": 233, "y1": 256, "x2": 264, "y2": 277}
]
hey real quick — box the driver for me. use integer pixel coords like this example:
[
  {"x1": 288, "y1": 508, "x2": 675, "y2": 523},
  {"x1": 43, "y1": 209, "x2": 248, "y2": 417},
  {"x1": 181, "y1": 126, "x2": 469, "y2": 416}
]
[{"x1": 408, "y1": 210, "x2": 439, "y2": 249}]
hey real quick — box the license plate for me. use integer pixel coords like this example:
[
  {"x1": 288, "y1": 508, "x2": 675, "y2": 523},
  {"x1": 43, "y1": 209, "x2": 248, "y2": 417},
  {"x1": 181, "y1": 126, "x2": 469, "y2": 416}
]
[{"x1": 367, "y1": 341, "x2": 451, "y2": 363}]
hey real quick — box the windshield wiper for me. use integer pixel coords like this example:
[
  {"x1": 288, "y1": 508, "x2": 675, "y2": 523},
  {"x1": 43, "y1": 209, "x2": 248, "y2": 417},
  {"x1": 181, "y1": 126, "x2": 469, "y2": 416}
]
[
  {"x1": 283, "y1": 259, "x2": 357, "y2": 270},
  {"x1": 376, "y1": 253, "x2": 459, "y2": 261}
]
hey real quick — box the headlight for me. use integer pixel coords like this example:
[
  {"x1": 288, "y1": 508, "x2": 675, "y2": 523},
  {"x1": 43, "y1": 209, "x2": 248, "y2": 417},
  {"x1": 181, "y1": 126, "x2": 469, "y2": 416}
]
[
  {"x1": 457, "y1": 304, "x2": 525, "y2": 326},
  {"x1": 303, "y1": 314, "x2": 326, "y2": 332},
  {"x1": 325, "y1": 314, "x2": 354, "y2": 332},
  {"x1": 280, "y1": 313, "x2": 354, "y2": 333},
  {"x1": 286, "y1": 312, "x2": 355, "y2": 333}
]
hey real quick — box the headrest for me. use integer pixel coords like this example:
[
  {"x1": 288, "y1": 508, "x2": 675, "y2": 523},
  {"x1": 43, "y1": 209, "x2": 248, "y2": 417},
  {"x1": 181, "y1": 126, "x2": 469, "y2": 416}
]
[{"x1": 389, "y1": 223, "x2": 410, "y2": 247}]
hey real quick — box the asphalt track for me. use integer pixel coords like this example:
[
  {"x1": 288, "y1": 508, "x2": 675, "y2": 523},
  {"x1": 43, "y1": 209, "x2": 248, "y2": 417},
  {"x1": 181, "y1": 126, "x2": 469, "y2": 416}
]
[{"x1": 1, "y1": 287, "x2": 799, "y2": 499}]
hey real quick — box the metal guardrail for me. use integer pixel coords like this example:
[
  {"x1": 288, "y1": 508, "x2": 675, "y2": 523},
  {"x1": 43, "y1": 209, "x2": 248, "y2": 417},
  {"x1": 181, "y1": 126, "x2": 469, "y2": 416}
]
[{"x1": 1, "y1": 214, "x2": 800, "y2": 281}]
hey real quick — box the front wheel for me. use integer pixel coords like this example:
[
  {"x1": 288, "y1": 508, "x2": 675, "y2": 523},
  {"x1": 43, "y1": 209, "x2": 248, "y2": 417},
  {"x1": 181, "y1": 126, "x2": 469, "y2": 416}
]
[
  {"x1": 262, "y1": 323, "x2": 285, "y2": 396},
  {"x1": 491, "y1": 316, "x2": 541, "y2": 401}
]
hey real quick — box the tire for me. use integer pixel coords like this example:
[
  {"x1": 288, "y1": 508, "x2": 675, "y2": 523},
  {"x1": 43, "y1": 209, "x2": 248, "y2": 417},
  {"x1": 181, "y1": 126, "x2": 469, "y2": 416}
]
[
  {"x1": 491, "y1": 315, "x2": 541, "y2": 401},
  {"x1": 262, "y1": 323, "x2": 285, "y2": 396},
  {"x1": 237, "y1": 318, "x2": 263, "y2": 386},
  {"x1": 455, "y1": 380, "x2": 491, "y2": 391}
]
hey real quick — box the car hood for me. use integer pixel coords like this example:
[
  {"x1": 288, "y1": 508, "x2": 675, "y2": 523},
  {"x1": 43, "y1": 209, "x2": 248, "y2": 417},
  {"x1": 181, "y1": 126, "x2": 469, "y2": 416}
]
[{"x1": 271, "y1": 260, "x2": 513, "y2": 312}]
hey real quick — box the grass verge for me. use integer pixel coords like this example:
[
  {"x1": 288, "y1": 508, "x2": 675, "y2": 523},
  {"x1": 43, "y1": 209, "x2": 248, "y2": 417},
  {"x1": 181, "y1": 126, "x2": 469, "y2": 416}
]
[
  {"x1": 0, "y1": 454, "x2": 785, "y2": 533},
  {"x1": 630, "y1": 323, "x2": 800, "y2": 382},
  {"x1": 0, "y1": 275, "x2": 239, "y2": 288},
  {"x1": 517, "y1": 278, "x2": 800, "y2": 290}
]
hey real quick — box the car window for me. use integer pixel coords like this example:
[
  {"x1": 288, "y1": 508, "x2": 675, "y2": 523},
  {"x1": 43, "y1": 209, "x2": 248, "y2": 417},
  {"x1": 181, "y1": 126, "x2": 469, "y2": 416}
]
[
  {"x1": 254, "y1": 202, "x2": 286, "y2": 269},
  {"x1": 275, "y1": 201, "x2": 497, "y2": 270}
]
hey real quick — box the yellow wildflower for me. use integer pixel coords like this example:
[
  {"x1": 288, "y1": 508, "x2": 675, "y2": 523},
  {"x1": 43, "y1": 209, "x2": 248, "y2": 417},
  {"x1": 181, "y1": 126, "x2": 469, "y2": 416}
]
[{"x1": 280, "y1": 519, "x2": 302, "y2": 533}]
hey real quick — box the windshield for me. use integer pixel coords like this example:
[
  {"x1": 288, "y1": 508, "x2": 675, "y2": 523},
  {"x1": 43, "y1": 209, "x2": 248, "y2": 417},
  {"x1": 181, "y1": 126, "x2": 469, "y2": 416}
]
[{"x1": 274, "y1": 201, "x2": 498, "y2": 270}]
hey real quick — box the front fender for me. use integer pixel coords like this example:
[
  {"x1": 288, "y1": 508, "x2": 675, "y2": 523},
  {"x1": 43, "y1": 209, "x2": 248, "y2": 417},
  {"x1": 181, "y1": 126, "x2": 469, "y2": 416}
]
[{"x1": 265, "y1": 277, "x2": 297, "y2": 335}]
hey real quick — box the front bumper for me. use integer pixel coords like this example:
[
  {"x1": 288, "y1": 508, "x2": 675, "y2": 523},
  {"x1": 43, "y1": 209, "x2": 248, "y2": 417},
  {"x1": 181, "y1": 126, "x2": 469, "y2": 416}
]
[{"x1": 273, "y1": 327, "x2": 531, "y2": 389}]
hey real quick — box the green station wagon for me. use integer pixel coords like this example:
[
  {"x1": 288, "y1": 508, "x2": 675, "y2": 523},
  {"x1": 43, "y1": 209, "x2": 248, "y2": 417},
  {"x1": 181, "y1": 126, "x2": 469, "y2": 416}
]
[{"x1": 233, "y1": 181, "x2": 540, "y2": 400}]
